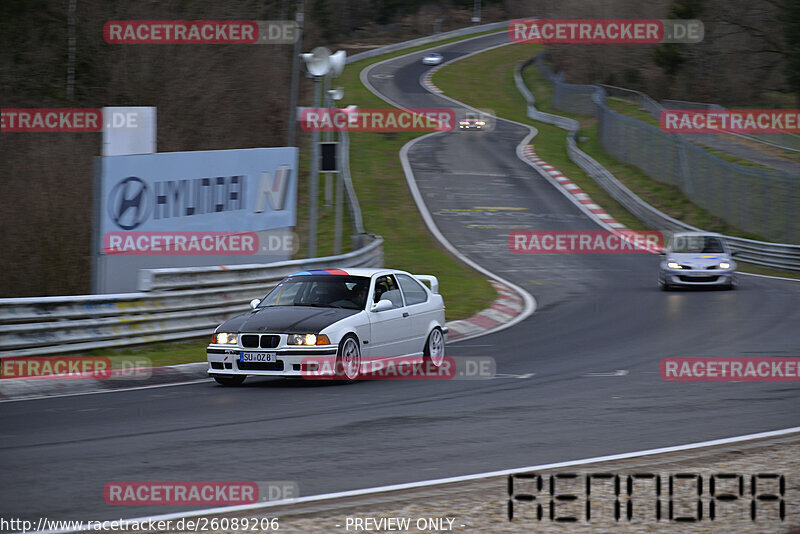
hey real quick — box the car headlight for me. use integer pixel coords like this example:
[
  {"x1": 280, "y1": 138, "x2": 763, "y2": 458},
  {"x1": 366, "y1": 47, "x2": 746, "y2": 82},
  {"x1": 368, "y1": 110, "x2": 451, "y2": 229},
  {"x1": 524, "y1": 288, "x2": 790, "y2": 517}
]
[
  {"x1": 719, "y1": 261, "x2": 731, "y2": 269},
  {"x1": 477, "y1": 121, "x2": 485, "y2": 125},
  {"x1": 213, "y1": 332, "x2": 238, "y2": 345},
  {"x1": 287, "y1": 334, "x2": 331, "y2": 346},
  {"x1": 459, "y1": 121, "x2": 468, "y2": 125},
  {"x1": 667, "y1": 261, "x2": 682, "y2": 269}
]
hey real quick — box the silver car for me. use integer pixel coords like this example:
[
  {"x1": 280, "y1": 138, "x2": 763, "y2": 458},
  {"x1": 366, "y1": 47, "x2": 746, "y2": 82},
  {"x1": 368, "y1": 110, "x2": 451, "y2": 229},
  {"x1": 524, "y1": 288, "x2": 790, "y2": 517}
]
[
  {"x1": 658, "y1": 232, "x2": 738, "y2": 290},
  {"x1": 422, "y1": 53, "x2": 443, "y2": 65}
]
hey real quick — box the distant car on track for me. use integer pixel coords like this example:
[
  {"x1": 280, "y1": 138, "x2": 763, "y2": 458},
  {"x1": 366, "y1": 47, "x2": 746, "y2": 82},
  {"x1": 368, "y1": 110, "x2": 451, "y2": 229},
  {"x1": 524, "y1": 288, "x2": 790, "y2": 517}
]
[
  {"x1": 658, "y1": 232, "x2": 739, "y2": 290},
  {"x1": 422, "y1": 53, "x2": 443, "y2": 65},
  {"x1": 459, "y1": 112, "x2": 486, "y2": 130},
  {"x1": 207, "y1": 268, "x2": 447, "y2": 384}
]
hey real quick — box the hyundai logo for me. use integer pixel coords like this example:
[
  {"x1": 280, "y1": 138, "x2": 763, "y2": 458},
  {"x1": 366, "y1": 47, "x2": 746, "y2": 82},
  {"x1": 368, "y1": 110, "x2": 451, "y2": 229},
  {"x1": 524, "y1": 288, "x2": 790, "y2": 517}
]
[{"x1": 108, "y1": 176, "x2": 152, "y2": 230}]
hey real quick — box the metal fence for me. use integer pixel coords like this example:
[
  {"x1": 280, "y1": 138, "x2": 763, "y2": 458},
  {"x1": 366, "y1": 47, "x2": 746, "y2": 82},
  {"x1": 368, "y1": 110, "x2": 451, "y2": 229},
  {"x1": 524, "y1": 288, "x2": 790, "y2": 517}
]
[
  {"x1": 661, "y1": 99, "x2": 800, "y2": 152},
  {"x1": 533, "y1": 55, "x2": 800, "y2": 245},
  {"x1": 515, "y1": 56, "x2": 800, "y2": 271}
]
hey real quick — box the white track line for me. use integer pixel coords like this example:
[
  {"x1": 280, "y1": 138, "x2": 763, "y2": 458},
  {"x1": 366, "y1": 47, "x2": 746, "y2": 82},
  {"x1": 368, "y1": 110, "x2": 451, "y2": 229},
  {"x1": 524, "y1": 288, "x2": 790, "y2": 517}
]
[
  {"x1": 40, "y1": 426, "x2": 800, "y2": 533},
  {"x1": 360, "y1": 34, "x2": 537, "y2": 342},
  {"x1": 0, "y1": 379, "x2": 211, "y2": 404},
  {"x1": 738, "y1": 271, "x2": 800, "y2": 282}
]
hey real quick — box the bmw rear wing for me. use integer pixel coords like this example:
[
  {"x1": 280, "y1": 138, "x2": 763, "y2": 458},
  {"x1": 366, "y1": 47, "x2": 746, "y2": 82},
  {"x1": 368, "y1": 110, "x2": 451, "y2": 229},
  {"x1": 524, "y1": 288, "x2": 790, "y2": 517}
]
[{"x1": 414, "y1": 275, "x2": 439, "y2": 294}]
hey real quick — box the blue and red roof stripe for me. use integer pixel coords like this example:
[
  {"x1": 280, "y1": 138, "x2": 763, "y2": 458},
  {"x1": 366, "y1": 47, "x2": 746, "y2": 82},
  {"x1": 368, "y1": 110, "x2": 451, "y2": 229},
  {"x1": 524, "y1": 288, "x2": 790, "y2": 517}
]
[{"x1": 292, "y1": 268, "x2": 350, "y2": 276}]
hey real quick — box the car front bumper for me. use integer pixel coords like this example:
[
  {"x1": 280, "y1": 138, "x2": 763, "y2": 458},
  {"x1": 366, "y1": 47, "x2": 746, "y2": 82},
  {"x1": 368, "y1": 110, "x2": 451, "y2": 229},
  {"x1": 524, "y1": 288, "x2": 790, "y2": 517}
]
[
  {"x1": 207, "y1": 346, "x2": 338, "y2": 377},
  {"x1": 661, "y1": 268, "x2": 735, "y2": 287}
]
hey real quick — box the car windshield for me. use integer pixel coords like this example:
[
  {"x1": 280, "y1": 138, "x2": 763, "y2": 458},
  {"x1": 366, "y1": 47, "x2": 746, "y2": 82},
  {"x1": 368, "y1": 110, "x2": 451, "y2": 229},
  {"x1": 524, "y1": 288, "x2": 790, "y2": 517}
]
[
  {"x1": 671, "y1": 235, "x2": 725, "y2": 253},
  {"x1": 259, "y1": 275, "x2": 371, "y2": 310}
]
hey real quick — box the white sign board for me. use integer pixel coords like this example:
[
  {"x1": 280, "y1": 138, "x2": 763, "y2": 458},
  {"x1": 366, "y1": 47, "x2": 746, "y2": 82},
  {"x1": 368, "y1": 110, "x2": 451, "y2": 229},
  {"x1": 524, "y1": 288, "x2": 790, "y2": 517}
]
[{"x1": 102, "y1": 106, "x2": 157, "y2": 156}]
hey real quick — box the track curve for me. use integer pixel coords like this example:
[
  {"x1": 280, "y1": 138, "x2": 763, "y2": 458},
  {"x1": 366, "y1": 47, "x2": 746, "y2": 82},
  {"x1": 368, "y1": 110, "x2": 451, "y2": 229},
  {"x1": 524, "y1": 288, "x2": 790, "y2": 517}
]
[{"x1": 1, "y1": 31, "x2": 798, "y2": 523}]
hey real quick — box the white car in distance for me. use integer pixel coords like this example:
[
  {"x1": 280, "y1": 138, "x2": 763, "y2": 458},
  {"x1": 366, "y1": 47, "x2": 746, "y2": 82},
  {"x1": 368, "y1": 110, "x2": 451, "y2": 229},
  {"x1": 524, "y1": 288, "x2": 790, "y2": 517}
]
[{"x1": 422, "y1": 53, "x2": 443, "y2": 65}]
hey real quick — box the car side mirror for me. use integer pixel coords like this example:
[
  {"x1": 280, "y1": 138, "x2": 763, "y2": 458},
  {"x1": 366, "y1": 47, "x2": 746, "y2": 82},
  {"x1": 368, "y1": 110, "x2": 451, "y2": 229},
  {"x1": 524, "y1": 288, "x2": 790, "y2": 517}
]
[
  {"x1": 658, "y1": 250, "x2": 666, "y2": 255},
  {"x1": 731, "y1": 251, "x2": 741, "y2": 256},
  {"x1": 371, "y1": 299, "x2": 393, "y2": 312},
  {"x1": 249, "y1": 298, "x2": 261, "y2": 310}
]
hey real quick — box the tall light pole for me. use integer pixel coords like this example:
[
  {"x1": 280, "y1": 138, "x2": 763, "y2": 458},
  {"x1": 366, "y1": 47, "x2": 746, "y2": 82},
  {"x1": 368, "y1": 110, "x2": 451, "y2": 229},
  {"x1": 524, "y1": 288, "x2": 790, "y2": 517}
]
[
  {"x1": 67, "y1": 0, "x2": 77, "y2": 100},
  {"x1": 287, "y1": 0, "x2": 304, "y2": 148},
  {"x1": 300, "y1": 48, "x2": 346, "y2": 258},
  {"x1": 301, "y1": 47, "x2": 332, "y2": 257},
  {"x1": 328, "y1": 87, "x2": 344, "y2": 253},
  {"x1": 324, "y1": 76, "x2": 332, "y2": 208}
]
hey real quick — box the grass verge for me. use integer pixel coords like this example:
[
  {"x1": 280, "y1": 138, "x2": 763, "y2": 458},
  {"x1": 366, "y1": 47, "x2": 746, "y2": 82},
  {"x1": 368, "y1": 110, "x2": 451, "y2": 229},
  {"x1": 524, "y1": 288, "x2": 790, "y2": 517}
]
[
  {"x1": 327, "y1": 31, "x2": 499, "y2": 318},
  {"x1": 435, "y1": 43, "x2": 800, "y2": 280}
]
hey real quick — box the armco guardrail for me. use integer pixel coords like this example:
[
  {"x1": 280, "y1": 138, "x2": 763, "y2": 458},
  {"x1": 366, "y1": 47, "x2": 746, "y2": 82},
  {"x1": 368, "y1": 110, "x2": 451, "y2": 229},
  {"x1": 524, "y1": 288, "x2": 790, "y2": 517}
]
[
  {"x1": 138, "y1": 234, "x2": 382, "y2": 291},
  {"x1": 515, "y1": 55, "x2": 800, "y2": 271},
  {"x1": 0, "y1": 236, "x2": 383, "y2": 357},
  {"x1": 346, "y1": 21, "x2": 507, "y2": 64}
]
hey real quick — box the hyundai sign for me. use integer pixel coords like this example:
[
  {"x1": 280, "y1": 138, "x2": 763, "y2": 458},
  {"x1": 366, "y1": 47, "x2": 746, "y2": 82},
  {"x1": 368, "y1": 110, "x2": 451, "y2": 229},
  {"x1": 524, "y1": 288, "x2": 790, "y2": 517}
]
[{"x1": 94, "y1": 147, "x2": 297, "y2": 293}]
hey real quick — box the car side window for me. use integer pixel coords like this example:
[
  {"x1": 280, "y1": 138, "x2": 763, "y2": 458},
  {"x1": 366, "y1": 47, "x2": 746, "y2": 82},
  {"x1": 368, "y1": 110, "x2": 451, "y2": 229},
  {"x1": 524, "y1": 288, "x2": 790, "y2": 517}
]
[
  {"x1": 372, "y1": 275, "x2": 403, "y2": 307},
  {"x1": 396, "y1": 274, "x2": 428, "y2": 305}
]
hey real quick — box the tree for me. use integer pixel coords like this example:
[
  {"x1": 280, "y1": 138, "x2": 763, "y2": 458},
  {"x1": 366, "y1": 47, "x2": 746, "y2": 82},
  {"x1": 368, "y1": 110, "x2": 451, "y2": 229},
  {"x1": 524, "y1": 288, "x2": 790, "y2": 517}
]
[
  {"x1": 783, "y1": 0, "x2": 800, "y2": 105},
  {"x1": 651, "y1": 0, "x2": 704, "y2": 77}
]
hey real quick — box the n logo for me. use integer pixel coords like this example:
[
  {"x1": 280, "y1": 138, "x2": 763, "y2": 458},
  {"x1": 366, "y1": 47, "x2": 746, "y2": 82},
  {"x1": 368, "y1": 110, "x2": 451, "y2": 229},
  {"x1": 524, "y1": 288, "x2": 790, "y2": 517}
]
[{"x1": 255, "y1": 165, "x2": 291, "y2": 212}]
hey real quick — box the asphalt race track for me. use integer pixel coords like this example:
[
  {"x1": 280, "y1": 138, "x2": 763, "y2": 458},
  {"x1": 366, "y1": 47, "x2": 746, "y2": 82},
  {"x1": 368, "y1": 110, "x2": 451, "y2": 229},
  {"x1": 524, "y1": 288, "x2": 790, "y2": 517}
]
[{"x1": 2, "y1": 31, "x2": 799, "y2": 523}]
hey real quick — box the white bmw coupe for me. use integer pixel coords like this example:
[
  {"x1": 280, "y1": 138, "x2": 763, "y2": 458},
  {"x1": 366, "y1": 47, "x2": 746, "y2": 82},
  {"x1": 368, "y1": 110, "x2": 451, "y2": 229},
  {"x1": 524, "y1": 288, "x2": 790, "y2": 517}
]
[{"x1": 207, "y1": 268, "x2": 447, "y2": 384}]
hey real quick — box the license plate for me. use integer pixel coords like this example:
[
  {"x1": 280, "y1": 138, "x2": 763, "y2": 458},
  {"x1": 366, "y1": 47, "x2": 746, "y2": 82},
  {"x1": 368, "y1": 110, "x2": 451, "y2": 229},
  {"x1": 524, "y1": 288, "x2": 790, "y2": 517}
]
[{"x1": 240, "y1": 352, "x2": 276, "y2": 362}]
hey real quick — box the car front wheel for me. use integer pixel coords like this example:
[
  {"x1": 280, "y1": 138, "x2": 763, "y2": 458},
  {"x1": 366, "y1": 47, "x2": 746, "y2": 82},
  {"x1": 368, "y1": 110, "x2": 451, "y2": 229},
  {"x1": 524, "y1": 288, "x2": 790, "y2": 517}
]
[
  {"x1": 659, "y1": 274, "x2": 671, "y2": 291},
  {"x1": 336, "y1": 335, "x2": 361, "y2": 382}
]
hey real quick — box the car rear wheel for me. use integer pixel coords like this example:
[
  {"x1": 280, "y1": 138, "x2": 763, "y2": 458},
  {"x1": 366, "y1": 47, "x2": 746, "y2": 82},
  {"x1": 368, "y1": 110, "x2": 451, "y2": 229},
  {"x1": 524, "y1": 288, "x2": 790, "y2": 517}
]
[
  {"x1": 423, "y1": 327, "x2": 445, "y2": 368},
  {"x1": 336, "y1": 335, "x2": 361, "y2": 382},
  {"x1": 213, "y1": 375, "x2": 246, "y2": 386}
]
